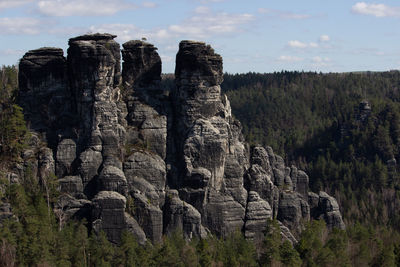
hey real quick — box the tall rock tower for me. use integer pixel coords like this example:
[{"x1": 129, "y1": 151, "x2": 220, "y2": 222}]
[{"x1": 17, "y1": 34, "x2": 345, "y2": 245}]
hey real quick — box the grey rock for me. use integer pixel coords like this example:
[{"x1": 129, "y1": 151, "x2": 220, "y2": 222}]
[
  {"x1": 38, "y1": 147, "x2": 55, "y2": 180},
  {"x1": 122, "y1": 40, "x2": 161, "y2": 89},
  {"x1": 164, "y1": 190, "x2": 206, "y2": 239},
  {"x1": 308, "y1": 192, "x2": 320, "y2": 218},
  {"x1": 122, "y1": 40, "x2": 167, "y2": 159},
  {"x1": 125, "y1": 102, "x2": 167, "y2": 158},
  {"x1": 245, "y1": 164, "x2": 279, "y2": 217},
  {"x1": 56, "y1": 139, "x2": 76, "y2": 177},
  {"x1": 55, "y1": 194, "x2": 91, "y2": 222},
  {"x1": 277, "y1": 192, "x2": 310, "y2": 235},
  {"x1": 78, "y1": 149, "x2": 102, "y2": 188},
  {"x1": 125, "y1": 213, "x2": 147, "y2": 245},
  {"x1": 124, "y1": 150, "x2": 166, "y2": 206},
  {"x1": 132, "y1": 192, "x2": 163, "y2": 243},
  {"x1": 244, "y1": 191, "x2": 272, "y2": 242},
  {"x1": 317, "y1": 191, "x2": 345, "y2": 230},
  {"x1": 92, "y1": 191, "x2": 127, "y2": 244},
  {"x1": 290, "y1": 167, "x2": 309, "y2": 198},
  {"x1": 278, "y1": 221, "x2": 298, "y2": 245},
  {"x1": 203, "y1": 190, "x2": 245, "y2": 237},
  {"x1": 251, "y1": 146, "x2": 272, "y2": 174},
  {"x1": 98, "y1": 165, "x2": 128, "y2": 196},
  {"x1": 18, "y1": 47, "x2": 71, "y2": 147},
  {"x1": 58, "y1": 176, "x2": 84, "y2": 198},
  {"x1": 17, "y1": 35, "x2": 346, "y2": 244}
]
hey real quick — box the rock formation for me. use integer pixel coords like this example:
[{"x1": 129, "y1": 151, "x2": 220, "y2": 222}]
[{"x1": 15, "y1": 33, "x2": 345, "y2": 244}]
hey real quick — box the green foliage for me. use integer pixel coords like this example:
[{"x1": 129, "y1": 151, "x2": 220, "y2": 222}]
[
  {"x1": 260, "y1": 219, "x2": 281, "y2": 266},
  {"x1": 0, "y1": 104, "x2": 29, "y2": 161},
  {"x1": 217, "y1": 71, "x2": 400, "y2": 228},
  {"x1": 2, "y1": 171, "x2": 400, "y2": 266},
  {"x1": 0, "y1": 66, "x2": 29, "y2": 162}
]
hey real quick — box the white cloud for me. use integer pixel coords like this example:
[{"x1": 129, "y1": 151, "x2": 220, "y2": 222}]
[
  {"x1": 199, "y1": 0, "x2": 225, "y2": 3},
  {"x1": 352, "y1": 2, "x2": 400, "y2": 17},
  {"x1": 258, "y1": 8, "x2": 311, "y2": 19},
  {"x1": 0, "y1": 17, "x2": 41, "y2": 34},
  {"x1": 37, "y1": 0, "x2": 136, "y2": 16},
  {"x1": 90, "y1": 24, "x2": 148, "y2": 42},
  {"x1": 168, "y1": 11, "x2": 254, "y2": 38},
  {"x1": 319, "y1": 34, "x2": 330, "y2": 42},
  {"x1": 86, "y1": 6, "x2": 254, "y2": 57},
  {"x1": 278, "y1": 55, "x2": 304, "y2": 62},
  {"x1": 142, "y1": 2, "x2": 156, "y2": 8},
  {"x1": 311, "y1": 56, "x2": 331, "y2": 67},
  {"x1": 312, "y1": 56, "x2": 330, "y2": 63},
  {"x1": 0, "y1": 0, "x2": 32, "y2": 10},
  {"x1": 195, "y1": 6, "x2": 210, "y2": 14},
  {"x1": 0, "y1": 49, "x2": 25, "y2": 56},
  {"x1": 288, "y1": 40, "x2": 307, "y2": 48},
  {"x1": 288, "y1": 40, "x2": 319, "y2": 49}
]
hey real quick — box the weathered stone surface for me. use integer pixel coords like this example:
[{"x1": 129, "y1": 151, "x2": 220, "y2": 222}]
[
  {"x1": 317, "y1": 191, "x2": 345, "y2": 229},
  {"x1": 171, "y1": 40, "x2": 249, "y2": 238},
  {"x1": 278, "y1": 221, "x2": 298, "y2": 244},
  {"x1": 56, "y1": 194, "x2": 91, "y2": 220},
  {"x1": 92, "y1": 191, "x2": 127, "y2": 244},
  {"x1": 132, "y1": 192, "x2": 163, "y2": 243},
  {"x1": 56, "y1": 139, "x2": 76, "y2": 177},
  {"x1": 38, "y1": 147, "x2": 55, "y2": 180},
  {"x1": 308, "y1": 191, "x2": 320, "y2": 218},
  {"x1": 290, "y1": 167, "x2": 309, "y2": 198},
  {"x1": 244, "y1": 191, "x2": 272, "y2": 242},
  {"x1": 278, "y1": 192, "x2": 310, "y2": 235},
  {"x1": 203, "y1": 190, "x2": 245, "y2": 237},
  {"x1": 125, "y1": 213, "x2": 147, "y2": 245},
  {"x1": 58, "y1": 176, "x2": 84, "y2": 198},
  {"x1": 18, "y1": 47, "x2": 71, "y2": 147},
  {"x1": 98, "y1": 165, "x2": 128, "y2": 196},
  {"x1": 124, "y1": 151, "x2": 166, "y2": 206},
  {"x1": 125, "y1": 102, "x2": 167, "y2": 158},
  {"x1": 122, "y1": 40, "x2": 161, "y2": 89},
  {"x1": 245, "y1": 164, "x2": 278, "y2": 215},
  {"x1": 122, "y1": 40, "x2": 167, "y2": 159},
  {"x1": 164, "y1": 190, "x2": 206, "y2": 239},
  {"x1": 17, "y1": 34, "x2": 346, "y2": 245},
  {"x1": 174, "y1": 41, "x2": 224, "y2": 126}
]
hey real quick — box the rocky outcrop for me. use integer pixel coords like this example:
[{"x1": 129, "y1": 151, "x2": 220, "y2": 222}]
[
  {"x1": 17, "y1": 33, "x2": 345, "y2": 244},
  {"x1": 309, "y1": 191, "x2": 345, "y2": 230},
  {"x1": 163, "y1": 190, "x2": 206, "y2": 239},
  {"x1": 244, "y1": 191, "x2": 272, "y2": 242},
  {"x1": 18, "y1": 47, "x2": 71, "y2": 148}
]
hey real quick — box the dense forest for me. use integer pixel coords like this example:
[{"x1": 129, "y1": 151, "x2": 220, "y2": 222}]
[
  {"x1": 2, "y1": 66, "x2": 400, "y2": 266},
  {"x1": 222, "y1": 71, "x2": 400, "y2": 229}
]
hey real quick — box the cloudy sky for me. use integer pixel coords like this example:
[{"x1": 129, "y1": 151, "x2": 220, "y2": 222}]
[{"x1": 1, "y1": 0, "x2": 400, "y2": 73}]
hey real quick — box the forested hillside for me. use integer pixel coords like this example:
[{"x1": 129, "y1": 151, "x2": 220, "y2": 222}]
[
  {"x1": 1, "y1": 65, "x2": 400, "y2": 266},
  {"x1": 222, "y1": 71, "x2": 400, "y2": 229}
]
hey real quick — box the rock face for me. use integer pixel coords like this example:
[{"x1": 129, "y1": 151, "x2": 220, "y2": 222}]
[{"x1": 17, "y1": 33, "x2": 345, "y2": 244}]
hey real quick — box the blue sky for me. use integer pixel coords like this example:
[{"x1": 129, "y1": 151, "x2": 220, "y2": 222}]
[{"x1": 1, "y1": 0, "x2": 400, "y2": 73}]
